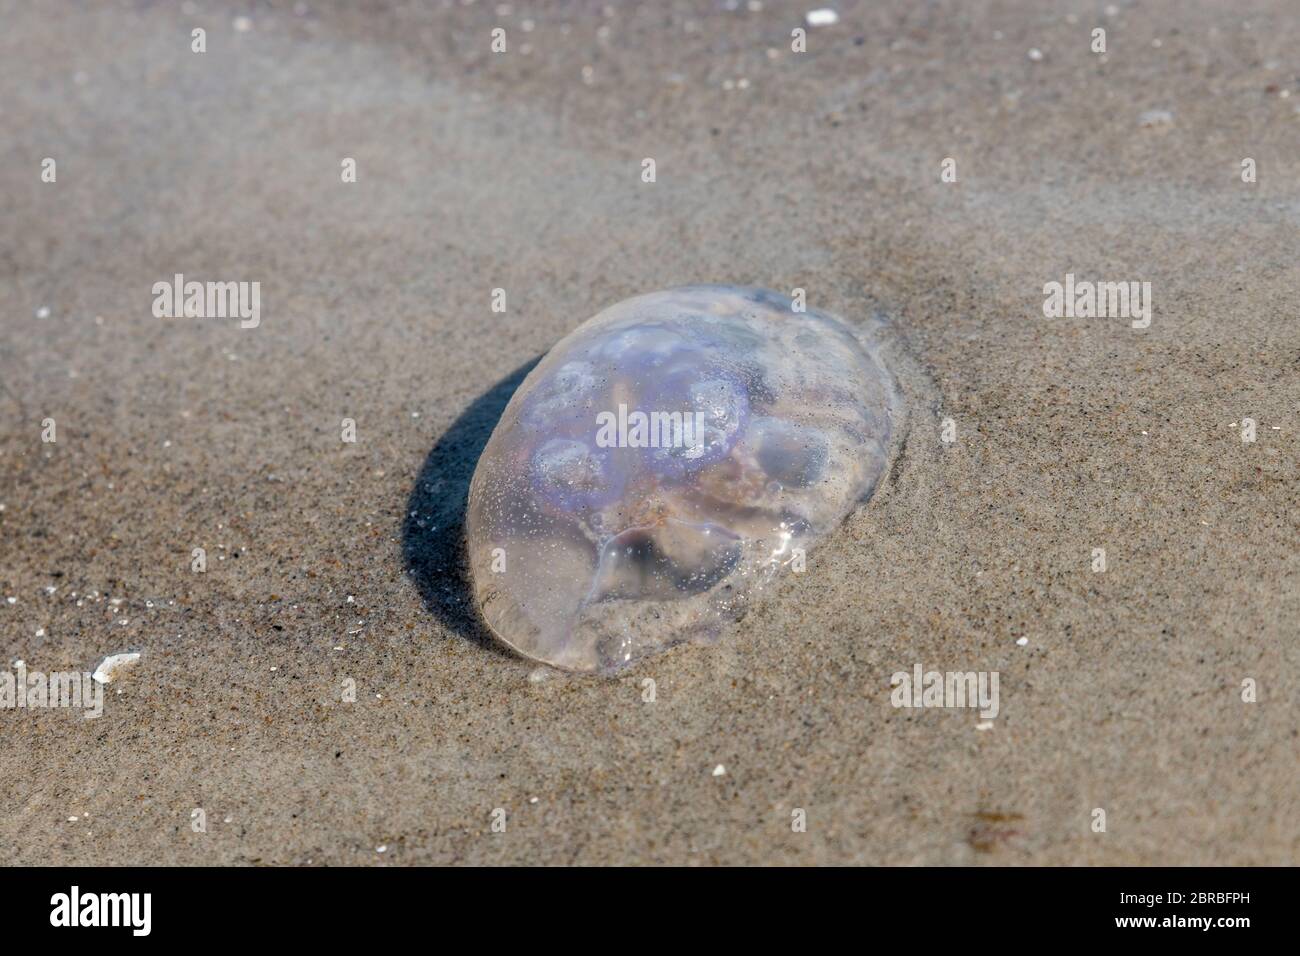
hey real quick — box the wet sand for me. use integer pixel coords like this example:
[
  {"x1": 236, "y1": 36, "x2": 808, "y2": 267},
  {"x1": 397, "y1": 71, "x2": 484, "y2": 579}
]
[{"x1": 1, "y1": 0, "x2": 1296, "y2": 864}]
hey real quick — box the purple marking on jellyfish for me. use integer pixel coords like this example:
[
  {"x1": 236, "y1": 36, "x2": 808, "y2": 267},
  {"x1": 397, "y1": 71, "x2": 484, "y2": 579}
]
[
  {"x1": 640, "y1": 366, "x2": 751, "y2": 478},
  {"x1": 530, "y1": 437, "x2": 624, "y2": 512}
]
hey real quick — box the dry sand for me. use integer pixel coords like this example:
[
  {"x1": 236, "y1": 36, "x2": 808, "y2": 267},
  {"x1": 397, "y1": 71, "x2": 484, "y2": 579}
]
[{"x1": 1, "y1": 0, "x2": 1296, "y2": 864}]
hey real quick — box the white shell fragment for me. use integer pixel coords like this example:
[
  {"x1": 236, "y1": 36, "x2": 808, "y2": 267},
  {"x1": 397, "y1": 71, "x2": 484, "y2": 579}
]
[
  {"x1": 805, "y1": 9, "x2": 840, "y2": 27},
  {"x1": 92, "y1": 652, "x2": 141, "y2": 684},
  {"x1": 467, "y1": 286, "x2": 898, "y2": 673}
]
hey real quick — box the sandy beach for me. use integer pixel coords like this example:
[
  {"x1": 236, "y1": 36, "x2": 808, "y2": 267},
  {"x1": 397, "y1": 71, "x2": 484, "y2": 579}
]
[{"x1": 1, "y1": 0, "x2": 1296, "y2": 864}]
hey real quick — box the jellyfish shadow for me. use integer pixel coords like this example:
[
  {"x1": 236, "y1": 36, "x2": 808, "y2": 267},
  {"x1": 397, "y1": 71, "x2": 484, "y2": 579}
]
[{"x1": 402, "y1": 357, "x2": 540, "y2": 653}]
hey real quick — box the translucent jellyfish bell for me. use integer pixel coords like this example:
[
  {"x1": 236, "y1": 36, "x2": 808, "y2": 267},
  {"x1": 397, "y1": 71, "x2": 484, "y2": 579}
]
[{"x1": 466, "y1": 286, "x2": 898, "y2": 673}]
